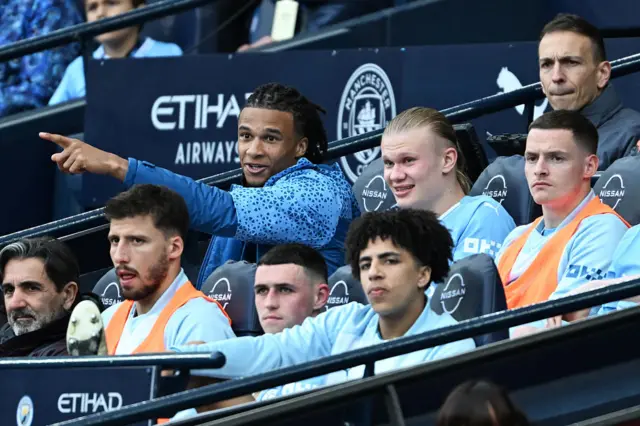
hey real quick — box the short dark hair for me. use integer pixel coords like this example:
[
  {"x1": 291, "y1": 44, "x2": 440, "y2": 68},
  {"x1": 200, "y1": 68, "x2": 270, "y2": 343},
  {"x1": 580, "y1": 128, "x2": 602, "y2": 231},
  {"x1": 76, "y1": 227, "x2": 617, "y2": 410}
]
[
  {"x1": 437, "y1": 380, "x2": 529, "y2": 426},
  {"x1": 528, "y1": 109, "x2": 598, "y2": 154},
  {"x1": 0, "y1": 237, "x2": 80, "y2": 292},
  {"x1": 540, "y1": 13, "x2": 606, "y2": 63},
  {"x1": 104, "y1": 184, "x2": 190, "y2": 240},
  {"x1": 245, "y1": 83, "x2": 328, "y2": 164},
  {"x1": 258, "y1": 243, "x2": 328, "y2": 283},
  {"x1": 345, "y1": 209, "x2": 453, "y2": 283}
]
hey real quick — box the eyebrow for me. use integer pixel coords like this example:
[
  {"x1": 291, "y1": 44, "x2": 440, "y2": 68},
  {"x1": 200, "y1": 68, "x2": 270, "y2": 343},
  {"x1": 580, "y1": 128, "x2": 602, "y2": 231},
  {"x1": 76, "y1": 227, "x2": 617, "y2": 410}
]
[
  {"x1": 254, "y1": 283, "x2": 296, "y2": 289},
  {"x1": 359, "y1": 251, "x2": 400, "y2": 263},
  {"x1": 525, "y1": 150, "x2": 569, "y2": 156},
  {"x1": 539, "y1": 55, "x2": 583, "y2": 63},
  {"x1": 2, "y1": 281, "x2": 44, "y2": 289}
]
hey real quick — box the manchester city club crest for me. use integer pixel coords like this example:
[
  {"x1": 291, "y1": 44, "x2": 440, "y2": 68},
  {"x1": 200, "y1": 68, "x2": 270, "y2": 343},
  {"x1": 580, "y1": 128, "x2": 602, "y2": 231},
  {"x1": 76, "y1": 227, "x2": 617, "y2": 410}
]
[
  {"x1": 337, "y1": 63, "x2": 396, "y2": 183},
  {"x1": 16, "y1": 395, "x2": 34, "y2": 426}
]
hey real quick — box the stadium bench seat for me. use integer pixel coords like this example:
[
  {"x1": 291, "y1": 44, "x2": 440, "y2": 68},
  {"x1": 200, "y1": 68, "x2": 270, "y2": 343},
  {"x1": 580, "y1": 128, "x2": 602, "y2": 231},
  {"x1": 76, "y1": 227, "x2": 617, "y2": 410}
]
[
  {"x1": 326, "y1": 265, "x2": 369, "y2": 310},
  {"x1": 593, "y1": 155, "x2": 640, "y2": 225}
]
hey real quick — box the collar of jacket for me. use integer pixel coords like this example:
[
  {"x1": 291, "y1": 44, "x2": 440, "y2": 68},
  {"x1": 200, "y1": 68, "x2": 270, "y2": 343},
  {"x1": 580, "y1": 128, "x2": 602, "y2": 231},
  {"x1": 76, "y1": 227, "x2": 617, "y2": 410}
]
[
  {"x1": 240, "y1": 158, "x2": 320, "y2": 188},
  {"x1": 0, "y1": 314, "x2": 70, "y2": 356},
  {"x1": 581, "y1": 83, "x2": 624, "y2": 128}
]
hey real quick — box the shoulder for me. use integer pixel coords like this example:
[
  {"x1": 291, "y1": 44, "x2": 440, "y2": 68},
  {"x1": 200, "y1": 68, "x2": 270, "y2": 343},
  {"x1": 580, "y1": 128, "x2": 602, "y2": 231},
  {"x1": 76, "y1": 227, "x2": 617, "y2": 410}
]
[
  {"x1": 576, "y1": 212, "x2": 629, "y2": 235},
  {"x1": 63, "y1": 56, "x2": 84, "y2": 74},
  {"x1": 146, "y1": 38, "x2": 183, "y2": 56},
  {"x1": 502, "y1": 223, "x2": 532, "y2": 246},
  {"x1": 463, "y1": 195, "x2": 514, "y2": 221},
  {"x1": 101, "y1": 302, "x2": 123, "y2": 327},
  {"x1": 172, "y1": 297, "x2": 231, "y2": 324},
  {"x1": 316, "y1": 302, "x2": 374, "y2": 329}
]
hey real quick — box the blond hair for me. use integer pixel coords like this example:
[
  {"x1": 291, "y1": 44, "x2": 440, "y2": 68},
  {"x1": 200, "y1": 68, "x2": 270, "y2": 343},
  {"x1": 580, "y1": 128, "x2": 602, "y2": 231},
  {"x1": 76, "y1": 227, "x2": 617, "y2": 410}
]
[{"x1": 383, "y1": 107, "x2": 472, "y2": 194}]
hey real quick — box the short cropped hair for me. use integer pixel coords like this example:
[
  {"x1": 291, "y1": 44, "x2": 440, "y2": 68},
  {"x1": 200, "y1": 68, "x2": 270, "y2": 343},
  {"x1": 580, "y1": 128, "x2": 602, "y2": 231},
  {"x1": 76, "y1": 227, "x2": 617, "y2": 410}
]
[
  {"x1": 258, "y1": 243, "x2": 328, "y2": 283},
  {"x1": 437, "y1": 380, "x2": 529, "y2": 426},
  {"x1": 0, "y1": 237, "x2": 80, "y2": 292},
  {"x1": 345, "y1": 209, "x2": 453, "y2": 283},
  {"x1": 104, "y1": 184, "x2": 190, "y2": 240},
  {"x1": 528, "y1": 109, "x2": 598, "y2": 155},
  {"x1": 245, "y1": 83, "x2": 328, "y2": 164},
  {"x1": 540, "y1": 13, "x2": 606, "y2": 63}
]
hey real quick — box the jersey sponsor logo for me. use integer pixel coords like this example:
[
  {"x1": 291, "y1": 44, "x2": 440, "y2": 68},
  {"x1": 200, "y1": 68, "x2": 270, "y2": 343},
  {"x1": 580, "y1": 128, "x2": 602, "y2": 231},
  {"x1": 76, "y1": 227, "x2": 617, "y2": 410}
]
[
  {"x1": 463, "y1": 237, "x2": 501, "y2": 258},
  {"x1": 598, "y1": 174, "x2": 625, "y2": 210},
  {"x1": 207, "y1": 277, "x2": 232, "y2": 309},
  {"x1": 566, "y1": 264, "x2": 606, "y2": 281},
  {"x1": 440, "y1": 273, "x2": 466, "y2": 314},
  {"x1": 337, "y1": 63, "x2": 397, "y2": 183},
  {"x1": 496, "y1": 67, "x2": 548, "y2": 119},
  {"x1": 482, "y1": 174, "x2": 508, "y2": 204},
  {"x1": 57, "y1": 392, "x2": 123, "y2": 414},
  {"x1": 16, "y1": 395, "x2": 34, "y2": 426}
]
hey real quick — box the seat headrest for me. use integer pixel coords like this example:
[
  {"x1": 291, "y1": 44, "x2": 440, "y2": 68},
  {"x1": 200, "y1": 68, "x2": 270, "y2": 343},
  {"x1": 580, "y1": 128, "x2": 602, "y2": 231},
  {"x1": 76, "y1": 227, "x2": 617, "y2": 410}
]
[
  {"x1": 92, "y1": 269, "x2": 123, "y2": 309},
  {"x1": 326, "y1": 265, "x2": 369, "y2": 309},
  {"x1": 593, "y1": 156, "x2": 640, "y2": 225},
  {"x1": 430, "y1": 254, "x2": 508, "y2": 347},
  {"x1": 352, "y1": 158, "x2": 397, "y2": 213},
  {"x1": 470, "y1": 155, "x2": 541, "y2": 226},
  {"x1": 201, "y1": 261, "x2": 262, "y2": 336},
  {"x1": 453, "y1": 123, "x2": 489, "y2": 184}
]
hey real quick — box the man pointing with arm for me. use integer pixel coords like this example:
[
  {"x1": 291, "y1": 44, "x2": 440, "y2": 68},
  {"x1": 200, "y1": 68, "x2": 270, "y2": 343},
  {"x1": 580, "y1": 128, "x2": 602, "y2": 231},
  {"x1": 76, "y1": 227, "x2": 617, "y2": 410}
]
[{"x1": 41, "y1": 83, "x2": 359, "y2": 287}]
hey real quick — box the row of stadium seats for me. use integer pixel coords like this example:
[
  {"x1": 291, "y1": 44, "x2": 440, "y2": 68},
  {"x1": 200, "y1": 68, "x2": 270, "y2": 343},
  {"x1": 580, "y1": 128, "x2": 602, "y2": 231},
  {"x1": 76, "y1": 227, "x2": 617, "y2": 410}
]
[
  {"x1": 94, "y1": 253, "x2": 508, "y2": 347},
  {"x1": 356, "y1": 152, "x2": 640, "y2": 226}
]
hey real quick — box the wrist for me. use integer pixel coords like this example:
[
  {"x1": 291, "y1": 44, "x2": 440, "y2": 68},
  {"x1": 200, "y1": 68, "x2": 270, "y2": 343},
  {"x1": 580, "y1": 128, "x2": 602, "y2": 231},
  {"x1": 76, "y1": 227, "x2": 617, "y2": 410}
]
[{"x1": 109, "y1": 154, "x2": 129, "y2": 181}]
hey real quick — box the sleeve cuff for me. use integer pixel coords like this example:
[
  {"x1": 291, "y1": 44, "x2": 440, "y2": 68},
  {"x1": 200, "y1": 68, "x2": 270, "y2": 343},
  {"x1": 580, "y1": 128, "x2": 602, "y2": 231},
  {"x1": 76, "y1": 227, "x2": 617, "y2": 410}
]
[{"x1": 123, "y1": 157, "x2": 139, "y2": 187}]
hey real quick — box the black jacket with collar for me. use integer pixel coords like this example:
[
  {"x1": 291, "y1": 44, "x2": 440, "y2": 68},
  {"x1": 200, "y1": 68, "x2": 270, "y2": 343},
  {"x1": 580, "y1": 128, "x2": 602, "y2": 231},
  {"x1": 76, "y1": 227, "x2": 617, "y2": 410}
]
[
  {"x1": 0, "y1": 314, "x2": 69, "y2": 357},
  {"x1": 581, "y1": 83, "x2": 640, "y2": 170}
]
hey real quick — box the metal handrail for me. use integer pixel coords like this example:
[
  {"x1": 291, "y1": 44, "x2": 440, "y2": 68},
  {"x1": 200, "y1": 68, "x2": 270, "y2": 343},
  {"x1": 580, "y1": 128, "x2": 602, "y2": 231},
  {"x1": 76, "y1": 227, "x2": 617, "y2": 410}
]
[
  {"x1": 0, "y1": 0, "x2": 218, "y2": 64},
  {"x1": 55, "y1": 277, "x2": 640, "y2": 426},
  {"x1": 0, "y1": 352, "x2": 224, "y2": 370}
]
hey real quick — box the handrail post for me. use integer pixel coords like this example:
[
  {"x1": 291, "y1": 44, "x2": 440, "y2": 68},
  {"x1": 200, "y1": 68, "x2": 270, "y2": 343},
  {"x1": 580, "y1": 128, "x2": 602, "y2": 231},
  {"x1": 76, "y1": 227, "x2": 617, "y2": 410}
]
[{"x1": 524, "y1": 100, "x2": 535, "y2": 128}]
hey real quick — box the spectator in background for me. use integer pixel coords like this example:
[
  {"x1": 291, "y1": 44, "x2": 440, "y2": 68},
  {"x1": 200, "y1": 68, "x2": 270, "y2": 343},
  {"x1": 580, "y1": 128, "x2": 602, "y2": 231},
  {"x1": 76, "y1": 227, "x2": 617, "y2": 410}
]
[
  {"x1": 437, "y1": 380, "x2": 529, "y2": 426},
  {"x1": 496, "y1": 110, "x2": 629, "y2": 337},
  {"x1": 381, "y1": 107, "x2": 515, "y2": 262},
  {"x1": 0, "y1": 237, "x2": 79, "y2": 357},
  {"x1": 0, "y1": 0, "x2": 82, "y2": 117},
  {"x1": 42, "y1": 82, "x2": 359, "y2": 284},
  {"x1": 49, "y1": 0, "x2": 182, "y2": 105},
  {"x1": 170, "y1": 209, "x2": 475, "y2": 390},
  {"x1": 65, "y1": 184, "x2": 234, "y2": 358},
  {"x1": 253, "y1": 243, "x2": 329, "y2": 401},
  {"x1": 539, "y1": 13, "x2": 640, "y2": 169}
]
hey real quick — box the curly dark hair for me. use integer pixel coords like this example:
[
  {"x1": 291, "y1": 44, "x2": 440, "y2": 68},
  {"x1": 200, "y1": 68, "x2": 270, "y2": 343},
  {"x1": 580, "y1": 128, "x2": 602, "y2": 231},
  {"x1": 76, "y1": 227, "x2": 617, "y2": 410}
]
[
  {"x1": 245, "y1": 83, "x2": 328, "y2": 164},
  {"x1": 345, "y1": 209, "x2": 453, "y2": 283}
]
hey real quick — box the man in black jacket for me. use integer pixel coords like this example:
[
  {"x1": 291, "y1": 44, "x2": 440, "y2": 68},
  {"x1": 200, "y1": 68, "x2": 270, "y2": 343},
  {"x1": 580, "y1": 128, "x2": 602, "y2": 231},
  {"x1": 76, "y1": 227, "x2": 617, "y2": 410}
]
[{"x1": 0, "y1": 237, "x2": 80, "y2": 357}]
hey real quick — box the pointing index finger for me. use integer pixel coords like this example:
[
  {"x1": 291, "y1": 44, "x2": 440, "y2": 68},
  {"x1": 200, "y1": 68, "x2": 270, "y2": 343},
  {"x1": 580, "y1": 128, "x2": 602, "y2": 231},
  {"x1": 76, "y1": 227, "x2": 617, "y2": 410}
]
[{"x1": 39, "y1": 132, "x2": 74, "y2": 149}]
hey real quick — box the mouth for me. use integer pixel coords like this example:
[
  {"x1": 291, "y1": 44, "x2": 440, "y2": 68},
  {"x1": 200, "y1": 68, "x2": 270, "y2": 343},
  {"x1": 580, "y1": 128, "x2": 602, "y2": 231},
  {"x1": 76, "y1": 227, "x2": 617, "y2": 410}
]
[
  {"x1": 244, "y1": 163, "x2": 269, "y2": 175},
  {"x1": 14, "y1": 315, "x2": 35, "y2": 322},
  {"x1": 116, "y1": 269, "x2": 138, "y2": 287},
  {"x1": 368, "y1": 287, "x2": 388, "y2": 298},
  {"x1": 262, "y1": 315, "x2": 283, "y2": 321},
  {"x1": 532, "y1": 182, "x2": 551, "y2": 189},
  {"x1": 550, "y1": 90, "x2": 575, "y2": 97},
  {"x1": 392, "y1": 185, "x2": 414, "y2": 197}
]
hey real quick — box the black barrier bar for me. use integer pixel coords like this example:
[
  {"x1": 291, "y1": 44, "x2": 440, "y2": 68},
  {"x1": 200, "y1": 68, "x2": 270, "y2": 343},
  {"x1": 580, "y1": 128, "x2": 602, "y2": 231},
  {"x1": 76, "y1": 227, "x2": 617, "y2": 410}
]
[
  {"x1": 0, "y1": 352, "x2": 224, "y2": 370},
  {"x1": 55, "y1": 277, "x2": 640, "y2": 426},
  {"x1": 0, "y1": 0, "x2": 219, "y2": 64}
]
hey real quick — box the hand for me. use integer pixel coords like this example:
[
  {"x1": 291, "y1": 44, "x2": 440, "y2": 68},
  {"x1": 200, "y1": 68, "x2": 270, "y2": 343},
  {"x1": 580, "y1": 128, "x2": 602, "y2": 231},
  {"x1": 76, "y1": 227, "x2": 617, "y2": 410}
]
[
  {"x1": 40, "y1": 132, "x2": 128, "y2": 181},
  {"x1": 546, "y1": 316, "x2": 563, "y2": 329}
]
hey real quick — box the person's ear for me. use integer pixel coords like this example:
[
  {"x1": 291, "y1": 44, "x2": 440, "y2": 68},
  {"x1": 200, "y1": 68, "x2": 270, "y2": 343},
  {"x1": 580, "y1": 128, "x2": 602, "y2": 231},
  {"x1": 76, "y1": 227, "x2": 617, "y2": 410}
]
[
  {"x1": 295, "y1": 137, "x2": 309, "y2": 159},
  {"x1": 168, "y1": 236, "x2": 184, "y2": 261},
  {"x1": 584, "y1": 153, "x2": 599, "y2": 179},
  {"x1": 596, "y1": 60, "x2": 611, "y2": 90},
  {"x1": 62, "y1": 282, "x2": 79, "y2": 311},
  {"x1": 313, "y1": 283, "x2": 330, "y2": 311},
  {"x1": 442, "y1": 146, "x2": 458, "y2": 175},
  {"x1": 417, "y1": 266, "x2": 432, "y2": 291}
]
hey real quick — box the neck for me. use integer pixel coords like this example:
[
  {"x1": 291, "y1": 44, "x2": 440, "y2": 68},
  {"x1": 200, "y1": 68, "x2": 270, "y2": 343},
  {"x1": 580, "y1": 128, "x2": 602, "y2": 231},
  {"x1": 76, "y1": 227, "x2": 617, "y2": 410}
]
[
  {"x1": 135, "y1": 264, "x2": 182, "y2": 315},
  {"x1": 430, "y1": 183, "x2": 465, "y2": 217},
  {"x1": 103, "y1": 32, "x2": 140, "y2": 58},
  {"x1": 542, "y1": 187, "x2": 590, "y2": 229},
  {"x1": 378, "y1": 294, "x2": 426, "y2": 340}
]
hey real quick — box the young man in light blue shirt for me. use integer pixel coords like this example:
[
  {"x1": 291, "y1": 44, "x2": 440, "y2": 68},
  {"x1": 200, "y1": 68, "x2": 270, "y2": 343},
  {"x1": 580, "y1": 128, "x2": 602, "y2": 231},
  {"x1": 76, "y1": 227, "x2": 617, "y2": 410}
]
[
  {"x1": 172, "y1": 209, "x2": 476, "y2": 396},
  {"x1": 380, "y1": 107, "x2": 515, "y2": 263},
  {"x1": 49, "y1": 0, "x2": 182, "y2": 105}
]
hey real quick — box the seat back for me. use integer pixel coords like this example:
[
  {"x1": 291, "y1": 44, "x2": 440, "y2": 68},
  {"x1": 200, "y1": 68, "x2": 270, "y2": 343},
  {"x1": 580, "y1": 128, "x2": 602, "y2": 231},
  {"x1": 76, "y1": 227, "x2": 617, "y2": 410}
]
[
  {"x1": 454, "y1": 123, "x2": 489, "y2": 184},
  {"x1": 430, "y1": 254, "x2": 508, "y2": 347},
  {"x1": 593, "y1": 156, "x2": 640, "y2": 225},
  {"x1": 326, "y1": 265, "x2": 369, "y2": 310},
  {"x1": 92, "y1": 269, "x2": 124, "y2": 309},
  {"x1": 352, "y1": 158, "x2": 396, "y2": 213},
  {"x1": 470, "y1": 155, "x2": 541, "y2": 226},
  {"x1": 201, "y1": 261, "x2": 262, "y2": 336}
]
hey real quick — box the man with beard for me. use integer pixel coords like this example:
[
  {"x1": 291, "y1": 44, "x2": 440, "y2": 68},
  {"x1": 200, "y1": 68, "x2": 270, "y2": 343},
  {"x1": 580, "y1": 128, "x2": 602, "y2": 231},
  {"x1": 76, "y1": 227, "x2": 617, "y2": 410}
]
[
  {"x1": 66, "y1": 184, "x2": 235, "y2": 357},
  {"x1": 0, "y1": 237, "x2": 79, "y2": 357}
]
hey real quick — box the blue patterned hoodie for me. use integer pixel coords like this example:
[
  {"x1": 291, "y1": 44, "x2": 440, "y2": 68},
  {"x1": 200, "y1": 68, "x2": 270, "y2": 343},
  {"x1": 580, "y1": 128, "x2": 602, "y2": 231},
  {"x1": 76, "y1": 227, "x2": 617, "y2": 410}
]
[
  {"x1": 124, "y1": 158, "x2": 361, "y2": 287},
  {"x1": 0, "y1": 0, "x2": 82, "y2": 117}
]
